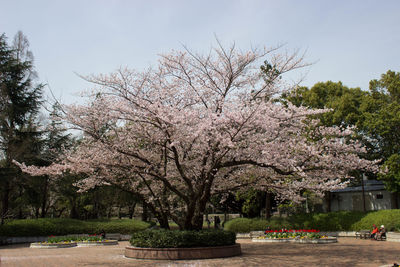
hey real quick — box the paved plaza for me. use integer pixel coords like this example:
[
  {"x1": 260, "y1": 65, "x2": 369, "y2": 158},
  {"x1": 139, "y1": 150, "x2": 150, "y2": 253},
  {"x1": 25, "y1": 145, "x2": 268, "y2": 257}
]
[{"x1": 1, "y1": 238, "x2": 399, "y2": 267}]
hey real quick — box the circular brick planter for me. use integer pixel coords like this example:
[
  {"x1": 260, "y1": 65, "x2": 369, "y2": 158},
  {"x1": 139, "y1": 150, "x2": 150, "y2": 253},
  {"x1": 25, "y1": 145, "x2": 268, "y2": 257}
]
[
  {"x1": 77, "y1": 240, "x2": 118, "y2": 247},
  {"x1": 30, "y1": 242, "x2": 77, "y2": 248},
  {"x1": 125, "y1": 244, "x2": 241, "y2": 260},
  {"x1": 252, "y1": 237, "x2": 337, "y2": 244}
]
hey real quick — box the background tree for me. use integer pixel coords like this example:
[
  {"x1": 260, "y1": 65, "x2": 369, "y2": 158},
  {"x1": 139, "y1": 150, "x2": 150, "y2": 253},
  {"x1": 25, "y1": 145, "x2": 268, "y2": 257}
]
[
  {"x1": 283, "y1": 70, "x2": 400, "y2": 208},
  {"x1": 0, "y1": 31, "x2": 44, "y2": 223},
  {"x1": 361, "y1": 71, "x2": 400, "y2": 195},
  {"x1": 282, "y1": 81, "x2": 366, "y2": 128},
  {"x1": 18, "y1": 43, "x2": 377, "y2": 230}
]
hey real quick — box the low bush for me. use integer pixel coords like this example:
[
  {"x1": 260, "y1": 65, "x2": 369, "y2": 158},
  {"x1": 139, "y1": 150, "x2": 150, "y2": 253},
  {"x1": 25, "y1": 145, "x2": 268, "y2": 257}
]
[
  {"x1": 224, "y1": 217, "x2": 292, "y2": 233},
  {"x1": 223, "y1": 218, "x2": 254, "y2": 233},
  {"x1": 351, "y1": 210, "x2": 400, "y2": 231},
  {"x1": 0, "y1": 218, "x2": 151, "y2": 237},
  {"x1": 224, "y1": 210, "x2": 400, "y2": 233},
  {"x1": 129, "y1": 229, "x2": 236, "y2": 248},
  {"x1": 287, "y1": 211, "x2": 367, "y2": 231}
]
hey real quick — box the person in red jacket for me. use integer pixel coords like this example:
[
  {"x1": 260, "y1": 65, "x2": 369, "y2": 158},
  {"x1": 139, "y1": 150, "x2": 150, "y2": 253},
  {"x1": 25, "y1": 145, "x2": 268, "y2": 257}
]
[{"x1": 371, "y1": 224, "x2": 378, "y2": 239}]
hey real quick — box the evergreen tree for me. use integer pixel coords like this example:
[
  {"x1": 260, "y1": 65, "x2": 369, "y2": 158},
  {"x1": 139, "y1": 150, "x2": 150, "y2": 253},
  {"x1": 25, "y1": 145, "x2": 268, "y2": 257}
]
[{"x1": 0, "y1": 32, "x2": 44, "y2": 222}]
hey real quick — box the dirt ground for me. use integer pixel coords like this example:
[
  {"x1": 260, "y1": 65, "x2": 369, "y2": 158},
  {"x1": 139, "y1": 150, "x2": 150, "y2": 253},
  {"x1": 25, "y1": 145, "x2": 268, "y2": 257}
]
[{"x1": 0, "y1": 238, "x2": 399, "y2": 267}]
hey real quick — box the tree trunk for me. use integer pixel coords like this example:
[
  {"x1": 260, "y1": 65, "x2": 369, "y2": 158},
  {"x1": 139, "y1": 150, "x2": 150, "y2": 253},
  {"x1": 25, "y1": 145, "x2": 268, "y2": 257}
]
[
  {"x1": 205, "y1": 213, "x2": 210, "y2": 229},
  {"x1": 128, "y1": 202, "x2": 136, "y2": 219},
  {"x1": 156, "y1": 213, "x2": 170, "y2": 229},
  {"x1": 1, "y1": 181, "x2": 10, "y2": 224},
  {"x1": 57, "y1": 207, "x2": 66, "y2": 218},
  {"x1": 35, "y1": 207, "x2": 40, "y2": 218},
  {"x1": 17, "y1": 186, "x2": 24, "y2": 219},
  {"x1": 325, "y1": 191, "x2": 331, "y2": 212},
  {"x1": 118, "y1": 205, "x2": 122, "y2": 219},
  {"x1": 40, "y1": 177, "x2": 48, "y2": 218},
  {"x1": 107, "y1": 206, "x2": 112, "y2": 218},
  {"x1": 361, "y1": 177, "x2": 366, "y2": 212},
  {"x1": 141, "y1": 201, "x2": 148, "y2": 221},
  {"x1": 265, "y1": 191, "x2": 272, "y2": 219},
  {"x1": 391, "y1": 192, "x2": 399, "y2": 209},
  {"x1": 222, "y1": 211, "x2": 228, "y2": 228},
  {"x1": 146, "y1": 202, "x2": 170, "y2": 229},
  {"x1": 69, "y1": 198, "x2": 79, "y2": 219}
]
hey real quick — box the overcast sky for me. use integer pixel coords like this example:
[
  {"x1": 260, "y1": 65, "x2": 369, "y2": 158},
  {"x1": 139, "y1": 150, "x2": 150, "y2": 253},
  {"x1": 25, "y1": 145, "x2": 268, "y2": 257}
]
[{"x1": 1, "y1": 0, "x2": 399, "y2": 105}]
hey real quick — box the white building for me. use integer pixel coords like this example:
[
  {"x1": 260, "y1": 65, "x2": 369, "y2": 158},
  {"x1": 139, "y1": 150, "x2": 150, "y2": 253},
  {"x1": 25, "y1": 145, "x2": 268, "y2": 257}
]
[{"x1": 329, "y1": 180, "x2": 399, "y2": 211}]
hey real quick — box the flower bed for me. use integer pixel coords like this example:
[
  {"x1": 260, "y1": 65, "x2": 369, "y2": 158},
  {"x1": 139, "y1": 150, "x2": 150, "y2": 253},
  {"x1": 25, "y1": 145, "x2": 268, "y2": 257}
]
[
  {"x1": 30, "y1": 234, "x2": 118, "y2": 248},
  {"x1": 77, "y1": 240, "x2": 118, "y2": 246},
  {"x1": 30, "y1": 242, "x2": 77, "y2": 248},
  {"x1": 252, "y1": 229, "x2": 337, "y2": 244}
]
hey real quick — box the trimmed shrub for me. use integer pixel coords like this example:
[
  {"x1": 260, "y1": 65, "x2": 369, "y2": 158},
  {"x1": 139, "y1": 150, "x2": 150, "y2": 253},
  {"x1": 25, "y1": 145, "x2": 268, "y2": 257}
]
[
  {"x1": 224, "y1": 217, "x2": 292, "y2": 233},
  {"x1": 224, "y1": 210, "x2": 400, "y2": 233},
  {"x1": 0, "y1": 218, "x2": 151, "y2": 237},
  {"x1": 351, "y1": 210, "x2": 400, "y2": 231},
  {"x1": 129, "y1": 229, "x2": 236, "y2": 248},
  {"x1": 90, "y1": 219, "x2": 151, "y2": 234},
  {"x1": 223, "y1": 218, "x2": 253, "y2": 233},
  {"x1": 287, "y1": 211, "x2": 367, "y2": 231}
]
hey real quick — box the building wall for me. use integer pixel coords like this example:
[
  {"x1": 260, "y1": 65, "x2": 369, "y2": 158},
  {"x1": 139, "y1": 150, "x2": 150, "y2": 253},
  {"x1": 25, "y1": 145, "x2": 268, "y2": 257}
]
[{"x1": 330, "y1": 190, "x2": 392, "y2": 212}]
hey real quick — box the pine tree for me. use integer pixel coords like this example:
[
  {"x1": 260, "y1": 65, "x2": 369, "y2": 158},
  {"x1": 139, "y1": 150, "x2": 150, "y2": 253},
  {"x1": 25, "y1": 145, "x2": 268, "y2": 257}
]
[{"x1": 0, "y1": 32, "x2": 44, "y2": 222}]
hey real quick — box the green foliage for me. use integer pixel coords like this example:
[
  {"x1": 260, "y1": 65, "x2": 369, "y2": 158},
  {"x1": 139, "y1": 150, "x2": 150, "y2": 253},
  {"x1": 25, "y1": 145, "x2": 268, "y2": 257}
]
[
  {"x1": 287, "y1": 211, "x2": 367, "y2": 231},
  {"x1": 283, "y1": 81, "x2": 366, "y2": 128},
  {"x1": 351, "y1": 210, "x2": 400, "y2": 231},
  {"x1": 0, "y1": 31, "x2": 45, "y2": 222},
  {"x1": 129, "y1": 229, "x2": 236, "y2": 248},
  {"x1": 224, "y1": 217, "x2": 291, "y2": 233},
  {"x1": 0, "y1": 218, "x2": 151, "y2": 236},
  {"x1": 224, "y1": 210, "x2": 400, "y2": 233},
  {"x1": 283, "y1": 71, "x2": 400, "y2": 194},
  {"x1": 90, "y1": 219, "x2": 152, "y2": 234},
  {"x1": 381, "y1": 154, "x2": 400, "y2": 192},
  {"x1": 223, "y1": 218, "x2": 254, "y2": 233},
  {"x1": 46, "y1": 235, "x2": 104, "y2": 243},
  {"x1": 360, "y1": 70, "x2": 400, "y2": 191},
  {"x1": 235, "y1": 189, "x2": 264, "y2": 217}
]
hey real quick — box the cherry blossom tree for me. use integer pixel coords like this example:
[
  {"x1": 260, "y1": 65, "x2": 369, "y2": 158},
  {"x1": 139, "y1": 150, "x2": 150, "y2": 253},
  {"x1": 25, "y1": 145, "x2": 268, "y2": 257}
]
[{"x1": 15, "y1": 43, "x2": 377, "y2": 230}]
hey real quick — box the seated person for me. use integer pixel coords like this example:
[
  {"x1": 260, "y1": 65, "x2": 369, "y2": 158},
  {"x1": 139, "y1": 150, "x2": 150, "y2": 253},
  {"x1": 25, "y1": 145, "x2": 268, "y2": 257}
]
[
  {"x1": 376, "y1": 225, "x2": 386, "y2": 240},
  {"x1": 371, "y1": 224, "x2": 378, "y2": 239}
]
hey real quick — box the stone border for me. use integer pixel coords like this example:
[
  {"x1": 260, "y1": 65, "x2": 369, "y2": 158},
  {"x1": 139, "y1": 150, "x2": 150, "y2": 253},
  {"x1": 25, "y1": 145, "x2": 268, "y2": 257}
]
[
  {"x1": 252, "y1": 238, "x2": 292, "y2": 243},
  {"x1": 247, "y1": 231, "x2": 357, "y2": 239},
  {"x1": 77, "y1": 240, "x2": 118, "y2": 247},
  {"x1": 252, "y1": 237, "x2": 338, "y2": 244},
  {"x1": 125, "y1": 244, "x2": 241, "y2": 260},
  {"x1": 296, "y1": 238, "x2": 337, "y2": 244},
  {"x1": 30, "y1": 242, "x2": 77, "y2": 248}
]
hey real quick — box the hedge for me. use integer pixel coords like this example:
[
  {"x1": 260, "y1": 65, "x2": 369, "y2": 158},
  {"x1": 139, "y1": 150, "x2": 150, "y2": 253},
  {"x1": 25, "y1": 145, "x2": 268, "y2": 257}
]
[
  {"x1": 130, "y1": 229, "x2": 236, "y2": 248},
  {"x1": 0, "y1": 218, "x2": 152, "y2": 237},
  {"x1": 224, "y1": 210, "x2": 400, "y2": 233},
  {"x1": 351, "y1": 210, "x2": 400, "y2": 231}
]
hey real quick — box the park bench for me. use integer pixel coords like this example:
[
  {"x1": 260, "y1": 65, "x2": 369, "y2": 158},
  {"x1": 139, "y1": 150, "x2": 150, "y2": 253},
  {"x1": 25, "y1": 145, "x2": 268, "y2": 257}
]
[{"x1": 355, "y1": 230, "x2": 370, "y2": 239}]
